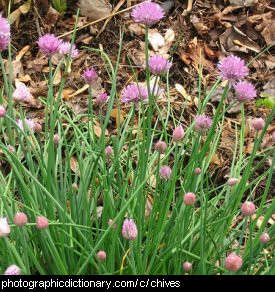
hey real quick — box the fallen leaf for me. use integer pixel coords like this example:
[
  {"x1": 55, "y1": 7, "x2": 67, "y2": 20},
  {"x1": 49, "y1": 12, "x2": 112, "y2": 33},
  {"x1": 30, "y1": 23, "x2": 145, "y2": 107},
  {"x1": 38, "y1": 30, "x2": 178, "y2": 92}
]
[
  {"x1": 78, "y1": 0, "x2": 112, "y2": 20},
  {"x1": 53, "y1": 68, "x2": 62, "y2": 85},
  {"x1": 220, "y1": 26, "x2": 261, "y2": 53},
  {"x1": 68, "y1": 85, "x2": 89, "y2": 98},
  {"x1": 110, "y1": 108, "x2": 127, "y2": 127}
]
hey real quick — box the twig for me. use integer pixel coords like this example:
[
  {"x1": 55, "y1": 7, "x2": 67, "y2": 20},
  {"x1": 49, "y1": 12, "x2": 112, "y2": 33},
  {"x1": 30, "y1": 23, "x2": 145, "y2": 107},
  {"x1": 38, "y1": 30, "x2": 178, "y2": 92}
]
[
  {"x1": 59, "y1": 3, "x2": 140, "y2": 38},
  {"x1": 33, "y1": 0, "x2": 44, "y2": 37},
  {"x1": 96, "y1": 0, "x2": 127, "y2": 38},
  {"x1": 182, "y1": 0, "x2": 193, "y2": 16}
]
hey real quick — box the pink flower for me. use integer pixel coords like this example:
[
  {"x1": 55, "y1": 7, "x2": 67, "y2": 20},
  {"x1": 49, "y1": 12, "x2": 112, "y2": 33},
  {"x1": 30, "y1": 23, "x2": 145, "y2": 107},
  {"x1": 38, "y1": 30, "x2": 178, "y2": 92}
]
[
  {"x1": 4, "y1": 265, "x2": 21, "y2": 275},
  {"x1": 38, "y1": 34, "x2": 61, "y2": 56},
  {"x1": 131, "y1": 1, "x2": 165, "y2": 26},
  {"x1": 36, "y1": 216, "x2": 49, "y2": 230},
  {"x1": 234, "y1": 81, "x2": 256, "y2": 102},
  {"x1": 96, "y1": 251, "x2": 107, "y2": 261},
  {"x1": 172, "y1": 125, "x2": 185, "y2": 142},
  {"x1": 183, "y1": 192, "x2": 196, "y2": 206},
  {"x1": 83, "y1": 67, "x2": 98, "y2": 85},
  {"x1": 148, "y1": 55, "x2": 172, "y2": 75},
  {"x1": 0, "y1": 105, "x2": 6, "y2": 118},
  {"x1": 105, "y1": 146, "x2": 113, "y2": 158},
  {"x1": 227, "y1": 178, "x2": 239, "y2": 186},
  {"x1": 121, "y1": 83, "x2": 148, "y2": 103},
  {"x1": 58, "y1": 41, "x2": 79, "y2": 58},
  {"x1": 96, "y1": 92, "x2": 109, "y2": 105},
  {"x1": 251, "y1": 118, "x2": 265, "y2": 131},
  {"x1": 155, "y1": 141, "x2": 167, "y2": 154},
  {"x1": 182, "y1": 262, "x2": 192, "y2": 272},
  {"x1": 159, "y1": 165, "x2": 172, "y2": 180},
  {"x1": 225, "y1": 253, "x2": 243, "y2": 272},
  {"x1": 122, "y1": 219, "x2": 138, "y2": 240},
  {"x1": 13, "y1": 82, "x2": 32, "y2": 102},
  {"x1": 241, "y1": 201, "x2": 256, "y2": 217},
  {"x1": 194, "y1": 115, "x2": 212, "y2": 133},
  {"x1": 0, "y1": 218, "x2": 10, "y2": 237},
  {"x1": 260, "y1": 233, "x2": 270, "y2": 244},
  {"x1": 13, "y1": 212, "x2": 28, "y2": 227},
  {"x1": 16, "y1": 119, "x2": 36, "y2": 132},
  {"x1": 217, "y1": 55, "x2": 248, "y2": 84},
  {"x1": 0, "y1": 14, "x2": 10, "y2": 51}
]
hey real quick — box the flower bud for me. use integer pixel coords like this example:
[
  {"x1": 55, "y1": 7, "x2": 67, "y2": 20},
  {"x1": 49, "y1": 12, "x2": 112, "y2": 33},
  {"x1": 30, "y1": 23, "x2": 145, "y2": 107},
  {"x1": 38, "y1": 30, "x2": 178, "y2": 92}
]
[
  {"x1": 260, "y1": 233, "x2": 270, "y2": 244},
  {"x1": 96, "y1": 250, "x2": 107, "y2": 261},
  {"x1": 122, "y1": 219, "x2": 138, "y2": 240},
  {"x1": 159, "y1": 165, "x2": 172, "y2": 180},
  {"x1": 53, "y1": 134, "x2": 59, "y2": 145},
  {"x1": 13, "y1": 212, "x2": 28, "y2": 227},
  {"x1": 241, "y1": 201, "x2": 256, "y2": 217},
  {"x1": 36, "y1": 216, "x2": 49, "y2": 230},
  {"x1": 194, "y1": 168, "x2": 201, "y2": 175},
  {"x1": 105, "y1": 146, "x2": 113, "y2": 158},
  {"x1": 72, "y1": 183, "x2": 78, "y2": 191},
  {"x1": 225, "y1": 253, "x2": 243, "y2": 272},
  {"x1": 108, "y1": 219, "x2": 117, "y2": 229},
  {"x1": 182, "y1": 262, "x2": 192, "y2": 272},
  {"x1": 183, "y1": 192, "x2": 196, "y2": 206},
  {"x1": 172, "y1": 125, "x2": 184, "y2": 142},
  {"x1": 227, "y1": 178, "x2": 239, "y2": 186},
  {"x1": 4, "y1": 265, "x2": 21, "y2": 275},
  {"x1": 251, "y1": 118, "x2": 265, "y2": 131},
  {"x1": 0, "y1": 105, "x2": 6, "y2": 118},
  {"x1": 34, "y1": 123, "x2": 42, "y2": 133},
  {"x1": 0, "y1": 218, "x2": 10, "y2": 237},
  {"x1": 7, "y1": 145, "x2": 15, "y2": 153},
  {"x1": 155, "y1": 141, "x2": 167, "y2": 154}
]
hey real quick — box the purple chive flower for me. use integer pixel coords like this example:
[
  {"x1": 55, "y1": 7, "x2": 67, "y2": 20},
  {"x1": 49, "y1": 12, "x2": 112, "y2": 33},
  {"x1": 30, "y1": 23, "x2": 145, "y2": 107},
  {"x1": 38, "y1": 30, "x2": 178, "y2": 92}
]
[
  {"x1": 194, "y1": 115, "x2": 212, "y2": 133},
  {"x1": 0, "y1": 14, "x2": 10, "y2": 51},
  {"x1": 148, "y1": 55, "x2": 172, "y2": 75},
  {"x1": 0, "y1": 218, "x2": 10, "y2": 237},
  {"x1": 4, "y1": 265, "x2": 21, "y2": 275},
  {"x1": 234, "y1": 81, "x2": 256, "y2": 102},
  {"x1": 121, "y1": 83, "x2": 148, "y2": 103},
  {"x1": 131, "y1": 1, "x2": 165, "y2": 26},
  {"x1": 217, "y1": 55, "x2": 248, "y2": 84},
  {"x1": 96, "y1": 92, "x2": 109, "y2": 105},
  {"x1": 122, "y1": 219, "x2": 138, "y2": 240},
  {"x1": 13, "y1": 82, "x2": 32, "y2": 102},
  {"x1": 83, "y1": 67, "x2": 98, "y2": 85},
  {"x1": 16, "y1": 118, "x2": 36, "y2": 132},
  {"x1": 38, "y1": 34, "x2": 61, "y2": 56},
  {"x1": 159, "y1": 165, "x2": 172, "y2": 180},
  {"x1": 58, "y1": 41, "x2": 79, "y2": 58}
]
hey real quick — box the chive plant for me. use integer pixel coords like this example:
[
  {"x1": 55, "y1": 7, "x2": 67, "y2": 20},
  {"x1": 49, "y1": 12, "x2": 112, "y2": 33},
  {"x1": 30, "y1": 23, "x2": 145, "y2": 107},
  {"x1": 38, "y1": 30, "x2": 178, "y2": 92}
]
[{"x1": 0, "y1": 2, "x2": 274, "y2": 275}]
